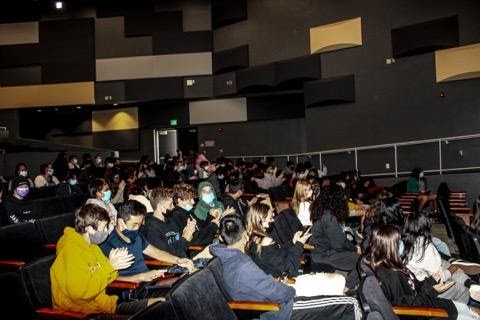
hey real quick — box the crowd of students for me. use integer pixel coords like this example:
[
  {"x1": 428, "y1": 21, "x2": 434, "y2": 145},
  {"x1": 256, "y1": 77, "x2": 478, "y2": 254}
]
[{"x1": 2, "y1": 150, "x2": 480, "y2": 319}]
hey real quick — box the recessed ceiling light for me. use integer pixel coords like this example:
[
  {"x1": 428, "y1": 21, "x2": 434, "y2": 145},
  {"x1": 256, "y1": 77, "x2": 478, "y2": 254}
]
[
  {"x1": 55, "y1": 1, "x2": 63, "y2": 9},
  {"x1": 37, "y1": 109, "x2": 43, "y2": 112},
  {"x1": 113, "y1": 103, "x2": 118, "y2": 106},
  {"x1": 76, "y1": 106, "x2": 82, "y2": 109}
]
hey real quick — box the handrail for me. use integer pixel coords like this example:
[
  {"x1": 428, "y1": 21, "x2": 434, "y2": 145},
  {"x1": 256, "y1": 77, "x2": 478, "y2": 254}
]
[{"x1": 226, "y1": 133, "x2": 480, "y2": 178}]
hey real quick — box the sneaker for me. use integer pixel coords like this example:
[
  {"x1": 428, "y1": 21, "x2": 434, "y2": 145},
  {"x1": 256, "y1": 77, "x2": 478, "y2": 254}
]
[{"x1": 451, "y1": 260, "x2": 480, "y2": 275}]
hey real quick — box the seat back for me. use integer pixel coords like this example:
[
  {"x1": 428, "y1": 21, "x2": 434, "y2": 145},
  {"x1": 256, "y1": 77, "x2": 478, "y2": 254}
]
[
  {"x1": 33, "y1": 196, "x2": 66, "y2": 219},
  {"x1": 21, "y1": 254, "x2": 56, "y2": 309},
  {"x1": 167, "y1": 268, "x2": 237, "y2": 320},
  {"x1": 357, "y1": 259, "x2": 399, "y2": 320},
  {"x1": 206, "y1": 257, "x2": 233, "y2": 300},
  {"x1": 35, "y1": 212, "x2": 75, "y2": 244},
  {"x1": 0, "y1": 271, "x2": 35, "y2": 318},
  {"x1": 0, "y1": 222, "x2": 47, "y2": 262},
  {"x1": 62, "y1": 194, "x2": 88, "y2": 213}
]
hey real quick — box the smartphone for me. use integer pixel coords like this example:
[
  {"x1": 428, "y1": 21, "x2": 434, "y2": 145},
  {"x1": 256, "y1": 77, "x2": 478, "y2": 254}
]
[{"x1": 301, "y1": 226, "x2": 312, "y2": 237}]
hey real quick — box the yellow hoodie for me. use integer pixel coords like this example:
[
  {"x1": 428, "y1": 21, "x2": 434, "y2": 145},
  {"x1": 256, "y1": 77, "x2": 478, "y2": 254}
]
[{"x1": 50, "y1": 227, "x2": 119, "y2": 314}]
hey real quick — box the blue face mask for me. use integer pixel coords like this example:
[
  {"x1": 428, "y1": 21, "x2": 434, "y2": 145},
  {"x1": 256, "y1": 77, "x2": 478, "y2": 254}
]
[
  {"x1": 122, "y1": 228, "x2": 139, "y2": 241},
  {"x1": 399, "y1": 241, "x2": 405, "y2": 256},
  {"x1": 184, "y1": 204, "x2": 193, "y2": 212},
  {"x1": 201, "y1": 193, "x2": 215, "y2": 204},
  {"x1": 102, "y1": 190, "x2": 112, "y2": 202},
  {"x1": 69, "y1": 179, "x2": 77, "y2": 186}
]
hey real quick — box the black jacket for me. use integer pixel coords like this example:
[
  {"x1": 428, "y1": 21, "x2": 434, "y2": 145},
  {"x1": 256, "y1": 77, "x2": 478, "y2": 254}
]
[
  {"x1": 171, "y1": 206, "x2": 218, "y2": 246},
  {"x1": 376, "y1": 266, "x2": 457, "y2": 318},
  {"x1": 310, "y1": 210, "x2": 356, "y2": 256},
  {"x1": 270, "y1": 208, "x2": 303, "y2": 248},
  {"x1": 250, "y1": 241, "x2": 304, "y2": 277},
  {"x1": 141, "y1": 214, "x2": 189, "y2": 257},
  {"x1": 221, "y1": 194, "x2": 247, "y2": 221},
  {"x1": 2, "y1": 195, "x2": 35, "y2": 224}
]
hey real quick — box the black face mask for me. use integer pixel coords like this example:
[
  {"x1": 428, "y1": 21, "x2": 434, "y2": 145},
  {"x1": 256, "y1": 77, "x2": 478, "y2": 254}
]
[
  {"x1": 164, "y1": 209, "x2": 174, "y2": 218},
  {"x1": 265, "y1": 221, "x2": 275, "y2": 234}
]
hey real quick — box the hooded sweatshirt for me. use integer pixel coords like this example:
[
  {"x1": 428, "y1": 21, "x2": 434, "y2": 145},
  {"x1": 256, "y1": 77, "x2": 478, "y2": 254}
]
[
  {"x1": 210, "y1": 244, "x2": 295, "y2": 320},
  {"x1": 194, "y1": 181, "x2": 224, "y2": 221},
  {"x1": 50, "y1": 227, "x2": 118, "y2": 314}
]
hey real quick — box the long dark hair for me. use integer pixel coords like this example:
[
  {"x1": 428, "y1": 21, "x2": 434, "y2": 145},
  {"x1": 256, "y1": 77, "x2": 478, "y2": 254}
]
[
  {"x1": 310, "y1": 186, "x2": 348, "y2": 224},
  {"x1": 402, "y1": 212, "x2": 432, "y2": 264},
  {"x1": 364, "y1": 224, "x2": 408, "y2": 275}
]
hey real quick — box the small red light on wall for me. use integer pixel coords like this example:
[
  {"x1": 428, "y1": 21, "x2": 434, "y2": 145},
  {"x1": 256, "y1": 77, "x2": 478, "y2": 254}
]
[
  {"x1": 217, "y1": 127, "x2": 224, "y2": 133},
  {"x1": 439, "y1": 91, "x2": 446, "y2": 97}
]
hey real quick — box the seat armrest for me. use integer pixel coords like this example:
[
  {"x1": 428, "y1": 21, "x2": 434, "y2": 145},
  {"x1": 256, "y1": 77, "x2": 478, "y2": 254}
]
[
  {"x1": 0, "y1": 259, "x2": 26, "y2": 270},
  {"x1": 144, "y1": 259, "x2": 175, "y2": 267},
  {"x1": 228, "y1": 301, "x2": 280, "y2": 311},
  {"x1": 392, "y1": 306, "x2": 449, "y2": 318},
  {"x1": 36, "y1": 307, "x2": 88, "y2": 319},
  {"x1": 188, "y1": 245, "x2": 205, "y2": 251},
  {"x1": 108, "y1": 280, "x2": 140, "y2": 290},
  {"x1": 43, "y1": 243, "x2": 57, "y2": 251}
]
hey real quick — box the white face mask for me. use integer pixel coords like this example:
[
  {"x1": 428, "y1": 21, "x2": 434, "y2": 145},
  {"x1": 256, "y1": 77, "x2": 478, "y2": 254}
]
[
  {"x1": 419, "y1": 172, "x2": 424, "y2": 178},
  {"x1": 19, "y1": 170, "x2": 28, "y2": 177},
  {"x1": 72, "y1": 159, "x2": 78, "y2": 164},
  {"x1": 47, "y1": 168, "x2": 54, "y2": 175}
]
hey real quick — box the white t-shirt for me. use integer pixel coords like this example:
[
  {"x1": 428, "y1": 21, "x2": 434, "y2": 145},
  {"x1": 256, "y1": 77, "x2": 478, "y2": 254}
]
[{"x1": 297, "y1": 201, "x2": 312, "y2": 226}]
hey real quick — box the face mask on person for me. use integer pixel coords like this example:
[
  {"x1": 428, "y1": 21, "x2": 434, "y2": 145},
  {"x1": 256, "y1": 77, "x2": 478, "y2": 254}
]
[
  {"x1": 399, "y1": 241, "x2": 405, "y2": 256},
  {"x1": 96, "y1": 158, "x2": 102, "y2": 165},
  {"x1": 122, "y1": 228, "x2": 140, "y2": 241},
  {"x1": 72, "y1": 159, "x2": 78, "y2": 164},
  {"x1": 89, "y1": 229, "x2": 109, "y2": 244},
  {"x1": 19, "y1": 170, "x2": 28, "y2": 177},
  {"x1": 47, "y1": 168, "x2": 54, "y2": 175},
  {"x1": 107, "y1": 163, "x2": 114, "y2": 168},
  {"x1": 218, "y1": 174, "x2": 225, "y2": 180},
  {"x1": 102, "y1": 190, "x2": 112, "y2": 202},
  {"x1": 419, "y1": 172, "x2": 424, "y2": 178},
  {"x1": 338, "y1": 182, "x2": 346, "y2": 189},
  {"x1": 183, "y1": 204, "x2": 193, "y2": 212},
  {"x1": 15, "y1": 187, "x2": 29, "y2": 198},
  {"x1": 69, "y1": 179, "x2": 77, "y2": 186},
  {"x1": 201, "y1": 193, "x2": 215, "y2": 203}
]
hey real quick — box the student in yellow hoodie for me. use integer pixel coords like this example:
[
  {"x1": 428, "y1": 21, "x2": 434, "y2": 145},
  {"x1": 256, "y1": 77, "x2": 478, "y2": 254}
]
[{"x1": 50, "y1": 203, "x2": 164, "y2": 317}]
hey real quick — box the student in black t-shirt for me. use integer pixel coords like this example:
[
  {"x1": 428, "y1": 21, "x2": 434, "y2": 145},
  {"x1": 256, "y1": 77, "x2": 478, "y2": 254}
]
[
  {"x1": 141, "y1": 187, "x2": 196, "y2": 258},
  {"x1": 2, "y1": 176, "x2": 35, "y2": 224}
]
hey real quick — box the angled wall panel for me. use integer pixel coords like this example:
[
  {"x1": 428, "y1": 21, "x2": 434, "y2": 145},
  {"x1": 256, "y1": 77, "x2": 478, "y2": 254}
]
[
  {"x1": 392, "y1": 16, "x2": 458, "y2": 58},
  {"x1": 0, "y1": 21, "x2": 38, "y2": 45},
  {"x1": 0, "y1": 44, "x2": 40, "y2": 67},
  {"x1": 0, "y1": 65, "x2": 42, "y2": 86},
  {"x1": 184, "y1": 76, "x2": 213, "y2": 99},
  {"x1": 95, "y1": 81, "x2": 126, "y2": 104},
  {"x1": 95, "y1": 17, "x2": 152, "y2": 59},
  {"x1": 212, "y1": 0, "x2": 247, "y2": 29},
  {"x1": 153, "y1": 31, "x2": 212, "y2": 55},
  {"x1": 39, "y1": 18, "x2": 95, "y2": 83},
  {"x1": 125, "y1": 77, "x2": 184, "y2": 101},
  {"x1": 435, "y1": 43, "x2": 480, "y2": 82},
  {"x1": 213, "y1": 72, "x2": 236, "y2": 96},
  {"x1": 304, "y1": 75, "x2": 355, "y2": 108},
  {"x1": 189, "y1": 98, "x2": 247, "y2": 124},
  {"x1": 213, "y1": 45, "x2": 249, "y2": 74},
  {"x1": 275, "y1": 54, "x2": 321, "y2": 88},
  {"x1": 236, "y1": 63, "x2": 276, "y2": 93},
  {"x1": 309, "y1": 17, "x2": 362, "y2": 54},
  {"x1": 96, "y1": 52, "x2": 212, "y2": 81},
  {"x1": 0, "y1": 82, "x2": 95, "y2": 109},
  {"x1": 124, "y1": 11, "x2": 183, "y2": 37}
]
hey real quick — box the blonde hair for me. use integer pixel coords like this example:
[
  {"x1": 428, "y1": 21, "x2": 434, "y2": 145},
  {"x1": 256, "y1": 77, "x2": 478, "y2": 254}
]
[
  {"x1": 290, "y1": 180, "x2": 312, "y2": 214},
  {"x1": 246, "y1": 203, "x2": 272, "y2": 255}
]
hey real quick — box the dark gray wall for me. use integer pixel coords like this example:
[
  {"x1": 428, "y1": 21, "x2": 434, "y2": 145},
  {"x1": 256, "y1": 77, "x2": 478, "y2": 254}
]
[
  {"x1": 197, "y1": 118, "x2": 306, "y2": 157},
  {"x1": 0, "y1": 109, "x2": 19, "y2": 138}
]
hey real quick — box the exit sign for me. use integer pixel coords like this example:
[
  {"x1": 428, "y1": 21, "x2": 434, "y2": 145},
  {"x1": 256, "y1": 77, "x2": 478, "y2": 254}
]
[{"x1": 170, "y1": 119, "x2": 178, "y2": 126}]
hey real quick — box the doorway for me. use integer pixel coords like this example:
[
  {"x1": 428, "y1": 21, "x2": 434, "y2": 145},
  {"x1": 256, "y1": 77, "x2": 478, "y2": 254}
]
[{"x1": 153, "y1": 127, "x2": 198, "y2": 162}]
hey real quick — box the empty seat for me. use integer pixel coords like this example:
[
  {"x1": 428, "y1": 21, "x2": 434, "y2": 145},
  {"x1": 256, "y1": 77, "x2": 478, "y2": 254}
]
[
  {"x1": 0, "y1": 222, "x2": 47, "y2": 265},
  {"x1": 35, "y1": 212, "x2": 75, "y2": 245}
]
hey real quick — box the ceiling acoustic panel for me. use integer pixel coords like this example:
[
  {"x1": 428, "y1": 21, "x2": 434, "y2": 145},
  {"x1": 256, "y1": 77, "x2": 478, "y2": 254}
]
[
  {"x1": 0, "y1": 82, "x2": 94, "y2": 109},
  {"x1": 0, "y1": 21, "x2": 38, "y2": 45},
  {"x1": 391, "y1": 15, "x2": 459, "y2": 58},
  {"x1": 304, "y1": 75, "x2": 355, "y2": 108},
  {"x1": 96, "y1": 52, "x2": 212, "y2": 81},
  {"x1": 435, "y1": 43, "x2": 480, "y2": 82},
  {"x1": 309, "y1": 17, "x2": 362, "y2": 54},
  {"x1": 213, "y1": 45, "x2": 249, "y2": 74}
]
